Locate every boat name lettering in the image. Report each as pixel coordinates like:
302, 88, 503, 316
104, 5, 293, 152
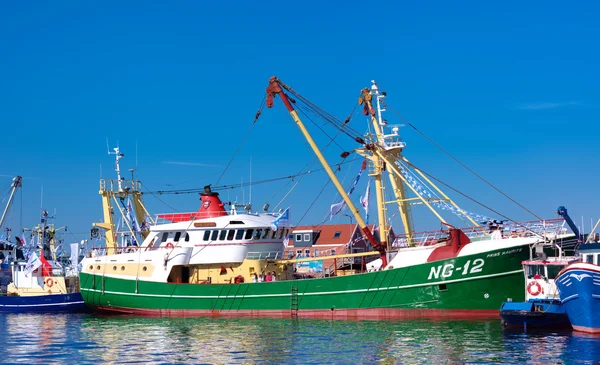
427, 259, 485, 280
500, 248, 522, 255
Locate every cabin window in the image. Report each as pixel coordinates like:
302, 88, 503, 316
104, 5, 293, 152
333, 231, 341, 239
174, 232, 182, 242
526, 265, 544, 279
303, 233, 311, 242
253, 229, 263, 240
211, 230, 219, 241
277, 229, 284, 239
262, 229, 270, 239
185, 233, 190, 242
295, 234, 302, 242
219, 230, 227, 240
270, 230, 277, 239
585, 255, 594, 264
244, 229, 254, 240
235, 229, 245, 240
227, 229, 235, 240
161, 233, 168, 243
546, 265, 564, 279
202, 231, 210, 241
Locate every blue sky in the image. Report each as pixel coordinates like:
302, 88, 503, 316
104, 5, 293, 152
1, 1, 598, 245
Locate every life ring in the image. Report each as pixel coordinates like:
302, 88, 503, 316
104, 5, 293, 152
166, 242, 174, 249
527, 281, 542, 296
45, 278, 54, 288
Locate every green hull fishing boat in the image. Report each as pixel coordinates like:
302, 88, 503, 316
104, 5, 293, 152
80, 78, 572, 318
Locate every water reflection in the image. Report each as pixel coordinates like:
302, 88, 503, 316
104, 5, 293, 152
0, 314, 598, 364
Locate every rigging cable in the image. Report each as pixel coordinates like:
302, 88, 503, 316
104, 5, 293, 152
215, 94, 266, 186
385, 103, 543, 221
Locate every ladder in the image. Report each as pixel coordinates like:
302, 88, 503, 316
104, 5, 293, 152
290, 286, 299, 318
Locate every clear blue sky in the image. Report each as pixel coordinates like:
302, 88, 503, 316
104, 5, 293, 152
1, 1, 598, 245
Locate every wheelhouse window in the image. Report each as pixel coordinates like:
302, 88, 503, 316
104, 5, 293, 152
211, 230, 219, 241
219, 230, 227, 240
235, 229, 245, 240
185, 233, 190, 242
586, 255, 594, 264
227, 229, 235, 240
244, 229, 254, 240
253, 229, 263, 240
546, 265, 564, 279
161, 233, 168, 243
174, 232, 182, 242
262, 229, 270, 239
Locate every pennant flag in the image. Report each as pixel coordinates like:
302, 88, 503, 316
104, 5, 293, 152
24, 252, 42, 277
271, 208, 290, 231
330, 166, 365, 220
283, 234, 290, 247
39, 251, 53, 276
70, 242, 79, 270
126, 198, 141, 232
360, 179, 371, 224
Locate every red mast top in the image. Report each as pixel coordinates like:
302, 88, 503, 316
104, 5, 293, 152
156, 186, 227, 223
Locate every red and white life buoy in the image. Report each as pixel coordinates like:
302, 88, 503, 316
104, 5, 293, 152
45, 278, 54, 288
166, 242, 174, 249
527, 280, 542, 296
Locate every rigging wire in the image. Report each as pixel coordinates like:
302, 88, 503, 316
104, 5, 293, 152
401, 159, 545, 237
215, 94, 266, 186
385, 103, 543, 221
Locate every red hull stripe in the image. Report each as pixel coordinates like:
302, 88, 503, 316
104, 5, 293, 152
91, 306, 500, 320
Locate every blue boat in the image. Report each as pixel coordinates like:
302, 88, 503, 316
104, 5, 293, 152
0, 176, 88, 313
556, 240, 600, 333
500, 208, 582, 329
500, 252, 577, 329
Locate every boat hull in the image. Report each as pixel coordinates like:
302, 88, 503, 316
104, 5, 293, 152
0, 293, 88, 313
81, 245, 530, 319
500, 300, 571, 329
556, 264, 600, 333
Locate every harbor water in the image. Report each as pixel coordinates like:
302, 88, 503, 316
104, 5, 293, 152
0, 314, 599, 364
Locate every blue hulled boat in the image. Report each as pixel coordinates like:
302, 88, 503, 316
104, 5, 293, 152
0, 176, 87, 313
556, 241, 600, 333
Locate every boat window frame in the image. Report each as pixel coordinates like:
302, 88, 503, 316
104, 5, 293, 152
235, 229, 245, 240
227, 229, 235, 241
174, 232, 182, 242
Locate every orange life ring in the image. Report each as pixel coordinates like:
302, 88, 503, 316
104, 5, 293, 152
166, 242, 174, 249
527, 280, 542, 296
45, 278, 54, 288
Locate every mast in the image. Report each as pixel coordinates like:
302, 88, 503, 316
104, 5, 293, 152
266, 77, 387, 265
0, 176, 22, 230
93, 147, 151, 255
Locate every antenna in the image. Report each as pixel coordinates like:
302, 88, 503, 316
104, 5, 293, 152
106, 137, 110, 154
136, 140, 138, 170
249, 156, 252, 205
108, 143, 125, 192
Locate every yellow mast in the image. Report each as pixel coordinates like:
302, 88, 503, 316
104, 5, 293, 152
266, 77, 387, 265
93, 148, 150, 255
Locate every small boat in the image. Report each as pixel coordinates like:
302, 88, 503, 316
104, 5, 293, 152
556, 225, 600, 333
500, 245, 578, 329
0, 176, 87, 313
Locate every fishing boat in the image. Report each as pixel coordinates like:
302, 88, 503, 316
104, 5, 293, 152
556, 223, 600, 333
79, 78, 574, 319
0, 176, 87, 313
500, 206, 583, 329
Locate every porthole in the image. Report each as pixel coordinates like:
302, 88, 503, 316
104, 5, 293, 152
121, 266, 126, 271
113, 266, 117, 271
96, 265, 101, 270
143, 266, 147, 271
89, 265, 93, 270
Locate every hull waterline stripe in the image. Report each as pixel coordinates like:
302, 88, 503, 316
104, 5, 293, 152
0, 301, 85, 308
81, 269, 523, 299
